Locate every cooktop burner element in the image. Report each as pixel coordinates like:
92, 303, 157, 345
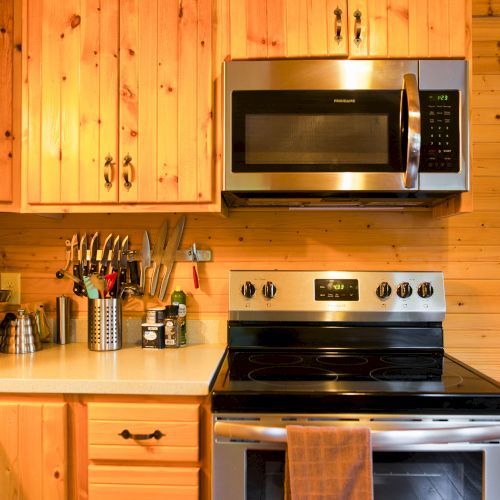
212, 271, 500, 414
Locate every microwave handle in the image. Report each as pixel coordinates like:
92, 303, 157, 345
403, 73, 421, 189
214, 421, 500, 450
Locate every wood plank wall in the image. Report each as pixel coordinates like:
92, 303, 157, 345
0, 0, 500, 379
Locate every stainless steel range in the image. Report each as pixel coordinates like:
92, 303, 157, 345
212, 271, 500, 500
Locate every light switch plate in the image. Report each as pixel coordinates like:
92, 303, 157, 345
0, 272, 21, 304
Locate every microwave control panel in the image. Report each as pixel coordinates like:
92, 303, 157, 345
419, 90, 460, 173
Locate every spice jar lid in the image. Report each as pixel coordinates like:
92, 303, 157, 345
165, 305, 179, 316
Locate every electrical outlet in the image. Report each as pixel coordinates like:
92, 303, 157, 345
1, 272, 21, 304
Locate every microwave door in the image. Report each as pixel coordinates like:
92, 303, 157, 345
403, 73, 421, 189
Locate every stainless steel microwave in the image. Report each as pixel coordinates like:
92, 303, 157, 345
222, 59, 469, 208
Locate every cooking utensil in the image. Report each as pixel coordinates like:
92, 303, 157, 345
140, 230, 151, 293
90, 274, 106, 299
55, 239, 72, 279
99, 233, 114, 276
70, 233, 84, 296
158, 215, 186, 301
83, 276, 99, 299
150, 220, 169, 297
109, 236, 120, 297
105, 272, 117, 298
192, 243, 199, 289
89, 232, 100, 274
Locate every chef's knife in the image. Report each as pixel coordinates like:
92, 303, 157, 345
158, 215, 186, 301
89, 232, 100, 274
149, 220, 169, 297
118, 235, 129, 296
140, 231, 151, 294
80, 233, 88, 278
109, 235, 120, 297
70, 233, 84, 296
99, 233, 114, 276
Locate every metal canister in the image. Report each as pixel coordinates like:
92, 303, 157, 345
142, 323, 165, 349
56, 295, 71, 344
145, 307, 167, 324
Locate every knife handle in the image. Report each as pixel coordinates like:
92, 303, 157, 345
99, 263, 108, 276
109, 269, 119, 297
73, 264, 83, 296
118, 267, 127, 297
129, 260, 140, 286
193, 264, 199, 289
89, 262, 98, 275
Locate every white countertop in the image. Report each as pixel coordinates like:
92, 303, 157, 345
0, 343, 227, 395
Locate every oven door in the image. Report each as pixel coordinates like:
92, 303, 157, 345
213, 414, 500, 500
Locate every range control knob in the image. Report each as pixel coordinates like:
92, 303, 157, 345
241, 281, 256, 298
262, 281, 277, 299
418, 282, 434, 298
376, 282, 392, 299
397, 282, 413, 299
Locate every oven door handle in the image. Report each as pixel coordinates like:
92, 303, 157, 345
214, 422, 500, 449
403, 73, 421, 190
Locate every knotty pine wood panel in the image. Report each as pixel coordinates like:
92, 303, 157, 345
0, 0, 14, 203
473, 0, 500, 16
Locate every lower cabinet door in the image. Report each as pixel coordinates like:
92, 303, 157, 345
88, 465, 199, 500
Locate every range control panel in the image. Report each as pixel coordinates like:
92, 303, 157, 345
229, 270, 446, 322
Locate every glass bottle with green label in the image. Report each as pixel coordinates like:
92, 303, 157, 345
171, 285, 186, 345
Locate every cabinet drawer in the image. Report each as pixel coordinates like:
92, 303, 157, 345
88, 403, 199, 462
88, 464, 199, 500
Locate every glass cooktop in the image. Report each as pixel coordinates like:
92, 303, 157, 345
211, 350, 500, 414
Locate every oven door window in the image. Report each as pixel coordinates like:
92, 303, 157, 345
245, 450, 482, 500
232, 90, 405, 173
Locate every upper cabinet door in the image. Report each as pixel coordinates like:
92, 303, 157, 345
0, 0, 14, 204
223, 0, 349, 59
348, 0, 470, 59
118, 0, 213, 204
24, 0, 119, 205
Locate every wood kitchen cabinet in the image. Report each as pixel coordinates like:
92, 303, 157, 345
86, 397, 210, 500
218, 0, 470, 59
22, 0, 215, 211
0, 398, 68, 499
0, 0, 20, 210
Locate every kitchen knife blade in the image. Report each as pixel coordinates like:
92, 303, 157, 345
89, 232, 100, 274
140, 230, 151, 293
158, 215, 186, 301
70, 233, 84, 296
118, 235, 129, 296
80, 233, 88, 278
99, 233, 114, 276
109, 235, 121, 297
149, 220, 169, 297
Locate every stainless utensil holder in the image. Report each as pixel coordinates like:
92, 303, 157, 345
88, 298, 122, 351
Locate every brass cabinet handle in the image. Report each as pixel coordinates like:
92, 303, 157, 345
353, 9, 362, 45
334, 7, 343, 42
118, 429, 165, 441
122, 155, 133, 189
104, 155, 114, 189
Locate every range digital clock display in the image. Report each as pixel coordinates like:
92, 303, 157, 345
314, 279, 359, 301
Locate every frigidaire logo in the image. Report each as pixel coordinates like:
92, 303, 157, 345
334, 98, 356, 103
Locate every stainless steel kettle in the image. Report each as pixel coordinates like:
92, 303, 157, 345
0, 309, 42, 354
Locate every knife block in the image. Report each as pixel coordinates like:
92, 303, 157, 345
88, 298, 122, 351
